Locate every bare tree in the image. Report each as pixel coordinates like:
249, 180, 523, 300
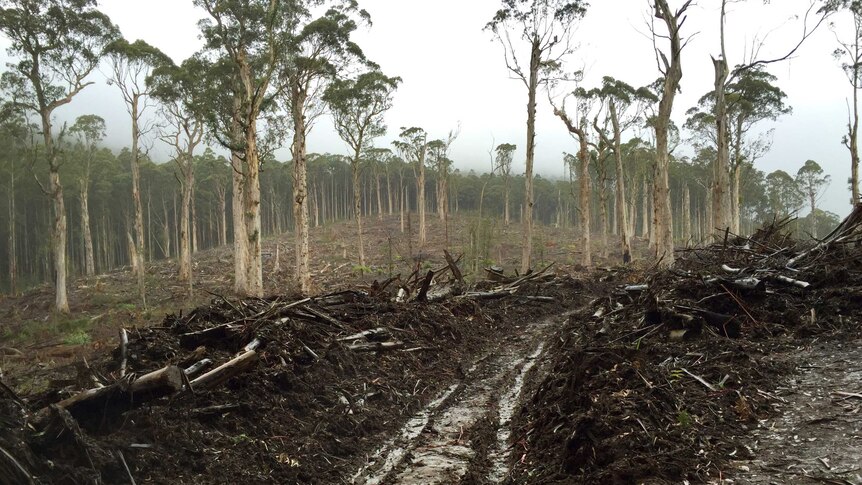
486, 0, 588, 273
69, 115, 106, 277
107, 39, 171, 306
832, 0, 862, 204
553, 91, 594, 267
495, 143, 517, 225
649, 0, 694, 267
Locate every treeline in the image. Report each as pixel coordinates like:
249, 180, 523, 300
0, 0, 853, 312
0, 133, 838, 295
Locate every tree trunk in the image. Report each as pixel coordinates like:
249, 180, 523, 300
217, 186, 227, 247
375, 172, 383, 221
682, 184, 692, 246
386, 169, 394, 215
521, 39, 540, 274
599, 179, 608, 259
8, 172, 16, 295
809, 187, 817, 238
191, 184, 198, 254
243, 122, 263, 297
653, 0, 686, 268
179, 158, 193, 282
162, 199, 171, 259
504, 176, 511, 226
731, 160, 742, 235
127, 231, 138, 274
352, 146, 365, 267
291, 93, 312, 294
130, 95, 147, 307
416, 147, 427, 246
641, 179, 650, 239
711, 1, 732, 237
851, 45, 860, 205
231, 145, 248, 294
399, 173, 405, 233
578, 136, 592, 267
610, 101, 632, 263
43, 121, 70, 312
80, 180, 95, 277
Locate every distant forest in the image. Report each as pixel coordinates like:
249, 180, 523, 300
0, 133, 838, 294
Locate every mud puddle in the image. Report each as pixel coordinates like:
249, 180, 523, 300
729, 340, 862, 484
351, 312, 567, 484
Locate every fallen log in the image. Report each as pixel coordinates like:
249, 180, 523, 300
426, 283, 456, 302
190, 350, 258, 389
770, 274, 810, 289
183, 358, 213, 377
458, 287, 517, 300
300, 305, 348, 331
35, 365, 185, 423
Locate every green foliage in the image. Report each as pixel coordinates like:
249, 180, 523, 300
676, 410, 693, 429
63, 329, 91, 346
352, 264, 372, 275
766, 170, 805, 216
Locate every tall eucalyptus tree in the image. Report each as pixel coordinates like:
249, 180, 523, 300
486, 0, 589, 273
0, 0, 119, 312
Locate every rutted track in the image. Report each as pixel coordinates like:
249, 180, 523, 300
350, 312, 569, 484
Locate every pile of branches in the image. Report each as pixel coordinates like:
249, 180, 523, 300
0, 252, 569, 484
510, 207, 862, 483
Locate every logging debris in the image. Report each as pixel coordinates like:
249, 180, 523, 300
0, 254, 580, 484
510, 207, 862, 484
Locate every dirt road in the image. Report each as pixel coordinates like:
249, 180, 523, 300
350, 311, 569, 484
731, 339, 862, 484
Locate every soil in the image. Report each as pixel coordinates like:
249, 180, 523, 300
505, 214, 862, 484
2, 211, 862, 484
731, 340, 862, 484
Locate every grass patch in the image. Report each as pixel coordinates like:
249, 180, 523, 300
5, 316, 92, 345
63, 329, 92, 346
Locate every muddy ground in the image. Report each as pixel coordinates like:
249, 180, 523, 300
507, 214, 862, 484
2, 212, 862, 484
0, 262, 588, 484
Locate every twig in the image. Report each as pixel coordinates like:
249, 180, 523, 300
719, 283, 760, 326
681, 368, 717, 392
117, 450, 137, 485
298, 339, 319, 361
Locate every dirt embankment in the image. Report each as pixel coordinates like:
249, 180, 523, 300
509, 210, 862, 484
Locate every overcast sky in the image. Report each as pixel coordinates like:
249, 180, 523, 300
3, 0, 856, 217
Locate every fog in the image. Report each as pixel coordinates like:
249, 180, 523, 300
3, 0, 855, 217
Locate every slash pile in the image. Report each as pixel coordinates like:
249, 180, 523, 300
0, 260, 581, 484
510, 207, 862, 484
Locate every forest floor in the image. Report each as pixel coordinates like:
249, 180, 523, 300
1, 211, 861, 484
